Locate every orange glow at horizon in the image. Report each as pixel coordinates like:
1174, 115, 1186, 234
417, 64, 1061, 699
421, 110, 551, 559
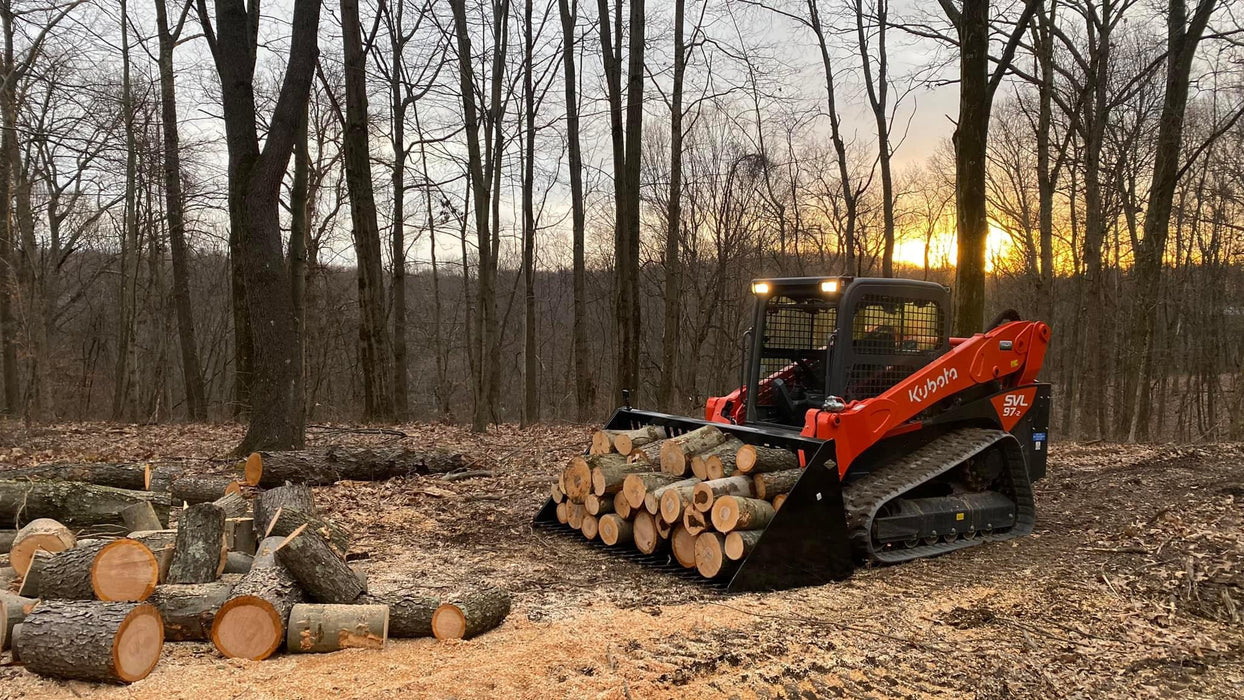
892, 225, 1014, 272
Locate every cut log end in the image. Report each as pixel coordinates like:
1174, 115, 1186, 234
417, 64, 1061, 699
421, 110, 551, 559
695, 533, 729, 579
671, 526, 697, 569
598, 514, 633, 547
211, 595, 284, 661
92, 539, 160, 602
431, 587, 511, 640
725, 530, 763, 560
632, 512, 662, 555
580, 514, 599, 540
112, 604, 165, 682
710, 496, 776, 533
244, 453, 264, 487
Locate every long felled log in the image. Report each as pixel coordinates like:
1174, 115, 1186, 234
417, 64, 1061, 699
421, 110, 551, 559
263, 506, 350, 557
148, 581, 234, 641
2, 462, 149, 490
16, 601, 164, 683
612, 426, 667, 455
275, 524, 364, 604
211, 536, 307, 660
170, 475, 236, 505
249, 446, 466, 488
692, 476, 755, 513
711, 496, 777, 533
169, 502, 226, 584
0, 480, 169, 527
1, 591, 37, 651
431, 586, 511, 640
361, 584, 438, 638
753, 468, 803, 500
287, 603, 388, 652
621, 472, 682, 510
145, 464, 183, 494
41, 538, 158, 601
725, 530, 763, 560
598, 514, 633, 546
10, 518, 76, 575
736, 445, 800, 474
254, 483, 315, 534
660, 426, 727, 476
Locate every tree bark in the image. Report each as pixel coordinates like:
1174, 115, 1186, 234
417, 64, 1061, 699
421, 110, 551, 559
149, 581, 234, 641
658, 0, 686, 411
253, 483, 315, 534
0, 480, 169, 527
559, 0, 592, 423
660, 426, 727, 475
250, 446, 465, 487
264, 506, 350, 557
691, 476, 754, 513
170, 475, 236, 505
275, 524, 364, 603
120, 501, 163, 532
431, 586, 510, 640
168, 502, 226, 584
16, 601, 164, 683
752, 469, 802, 500
0, 591, 36, 651
41, 538, 158, 602
361, 584, 438, 638
736, 445, 799, 474
710, 496, 776, 532
286, 603, 387, 652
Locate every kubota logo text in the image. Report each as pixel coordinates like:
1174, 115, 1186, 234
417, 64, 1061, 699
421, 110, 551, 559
907, 367, 959, 404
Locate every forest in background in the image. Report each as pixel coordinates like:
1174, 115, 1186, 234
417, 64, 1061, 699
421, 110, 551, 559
0, 0, 1240, 447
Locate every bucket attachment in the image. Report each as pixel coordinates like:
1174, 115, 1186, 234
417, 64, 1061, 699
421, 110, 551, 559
533, 408, 856, 592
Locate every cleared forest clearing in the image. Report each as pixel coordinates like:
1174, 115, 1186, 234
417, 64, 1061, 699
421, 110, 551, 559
0, 423, 1241, 699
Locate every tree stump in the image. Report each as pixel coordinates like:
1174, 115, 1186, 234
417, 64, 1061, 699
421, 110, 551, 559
736, 445, 800, 474
286, 603, 388, 652
168, 502, 226, 584
597, 514, 633, 546
0, 591, 38, 651
710, 496, 776, 533
431, 586, 511, 640
211, 536, 306, 660
753, 468, 803, 500
16, 601, 164, 683
692, 476, 755, 513
120, 502, 163, 533
274, 524, 364, 603
41, 538, 158, 601
10, 518, 76, 575
361, 586, 438, 638
263, 506, 350, 556
148, 581, 234, 641
253, 483, 315, 534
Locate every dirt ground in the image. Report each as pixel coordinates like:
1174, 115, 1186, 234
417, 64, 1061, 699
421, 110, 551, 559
1, 422, 1242, 699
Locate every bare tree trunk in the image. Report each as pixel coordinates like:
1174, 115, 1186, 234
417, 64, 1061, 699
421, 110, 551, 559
658, 0, 685, 413
387, 0, 409, 421
340, 0, 394, 421
808, 0, 858, 275
0, 2, 16, 414
112, 0, 139, 422
155, 0, 208, 421
559, 0, 591, 422
620, 0, 644, 403
855, 0, 895, 277
521, 0, 539, 425
289, 104, 310, 426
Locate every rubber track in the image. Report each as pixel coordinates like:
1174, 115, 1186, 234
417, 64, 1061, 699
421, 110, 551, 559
842, 427, 1035, 563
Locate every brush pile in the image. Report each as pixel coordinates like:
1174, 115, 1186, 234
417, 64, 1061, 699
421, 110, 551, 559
551, 425, 803, 580
0, 446, 507, 685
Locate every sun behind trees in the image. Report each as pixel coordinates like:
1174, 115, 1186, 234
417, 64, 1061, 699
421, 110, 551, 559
0, 0, 1230, 442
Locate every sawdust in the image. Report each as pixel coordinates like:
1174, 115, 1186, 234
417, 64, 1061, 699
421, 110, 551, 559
2, 424, 1243, 698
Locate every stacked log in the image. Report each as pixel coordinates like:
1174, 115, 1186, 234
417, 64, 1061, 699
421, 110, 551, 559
546, 432, 804, 580
39, 538, 159, 601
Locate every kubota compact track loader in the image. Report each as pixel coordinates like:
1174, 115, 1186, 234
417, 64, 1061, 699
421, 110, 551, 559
535, 276, 1051, 591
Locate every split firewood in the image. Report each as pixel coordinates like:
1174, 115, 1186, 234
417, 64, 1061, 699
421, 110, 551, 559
170, 475, 237, 505
692, 476, 755, 513
431, 586, 511, 640
224, 552, 254, 575
286, 603, 388, 653
41, 538, 158, 601
621, 472, 683, 510
584, 493, 615, 516
18, 550, 53, 597
248, 446, 466, 487
168, 502, 226, 584
0, 591, 37, 651
694, 533, 733, 579
0, 528, 15, 554
614, 494, 633, 520
263, 506, 350, 557
660, 426, 728, 475
682, 507, 710, 537
253, 483, 315, 534
120, 502, 163, 533
361, 584, 438, 638
690, 439, 744, 480
612, 426, 667, 455
0, 480, 168, 527
225, 517, 258, 555
212, 491, 250, 519
148, 581, 234, 641
725, 530, 764, 560
736, 445, 800, 474
659, 484, 699, 525
753, 468, 803, 500
590, 458, 651, 497
10, 518, 76, 575
580, 513, 599, 540
211, 536, 307, 660
711, 496, 777, 533
632, 512, 665, 555
16, 601, 164, 683
275, 524, 365, 604
598, 514, 633, 546
671, 526, 697, 569
2, 462, 150, 490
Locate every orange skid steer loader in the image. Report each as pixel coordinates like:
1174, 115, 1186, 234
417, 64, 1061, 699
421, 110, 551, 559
535, 276, 1051, 591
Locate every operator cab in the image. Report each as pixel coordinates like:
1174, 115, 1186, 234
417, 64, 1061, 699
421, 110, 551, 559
744, 277, 951, 427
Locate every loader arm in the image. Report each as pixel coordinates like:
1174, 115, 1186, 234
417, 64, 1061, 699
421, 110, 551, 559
803, 320, 1051, 477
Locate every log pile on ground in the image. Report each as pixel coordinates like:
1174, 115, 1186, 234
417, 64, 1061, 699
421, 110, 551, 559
550, 428, 804, 580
